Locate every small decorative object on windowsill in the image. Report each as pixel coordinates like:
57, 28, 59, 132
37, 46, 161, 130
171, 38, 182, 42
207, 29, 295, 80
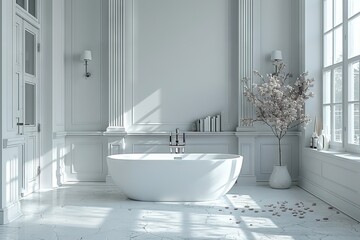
242, 61, 314, 189
310, 116, 319, 149
317, 130, 329, 151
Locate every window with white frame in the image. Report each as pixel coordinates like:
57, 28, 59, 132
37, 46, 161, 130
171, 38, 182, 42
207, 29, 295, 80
16, 0, 38, 19
323, 0, 360, 150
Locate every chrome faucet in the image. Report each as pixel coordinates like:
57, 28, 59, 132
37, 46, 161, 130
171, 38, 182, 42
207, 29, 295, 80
169, 128, 186, 153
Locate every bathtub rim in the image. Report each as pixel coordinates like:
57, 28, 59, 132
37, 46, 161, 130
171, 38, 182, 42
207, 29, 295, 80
107, 153, 243, 161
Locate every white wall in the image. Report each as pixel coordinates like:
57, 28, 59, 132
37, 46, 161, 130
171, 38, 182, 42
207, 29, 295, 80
298, 0, 360, 222
64, 0, 108, 131
124, 0, 238, 132
254, 0, 300, 79
40, 0, 66, 190
61, 0, 301, 184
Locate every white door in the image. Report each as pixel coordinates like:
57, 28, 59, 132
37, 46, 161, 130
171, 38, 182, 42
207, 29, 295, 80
14, 15, 40, 196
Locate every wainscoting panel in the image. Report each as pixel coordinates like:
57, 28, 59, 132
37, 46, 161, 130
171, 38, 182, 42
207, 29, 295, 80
63, 133, 300, 184
255, 135, 299, 182
1, 137, 24, 224
53, 137, 66, 186
125, 134, 238, 155
109, 139, 125, 156
64, 137, 107, 181
259, 144, 292, 174
108, 134, 237, 155
300, 149, 360, 221
238, 142, 253, 176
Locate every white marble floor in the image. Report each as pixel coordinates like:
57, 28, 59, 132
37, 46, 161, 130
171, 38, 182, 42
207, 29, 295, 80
0, 183, 359, 240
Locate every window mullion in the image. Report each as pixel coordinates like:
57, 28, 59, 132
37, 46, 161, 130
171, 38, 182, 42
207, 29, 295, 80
331, 69, 334, 142
343, 0, 349, 148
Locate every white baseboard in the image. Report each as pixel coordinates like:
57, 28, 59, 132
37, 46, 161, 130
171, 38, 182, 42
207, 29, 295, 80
106, 175, 115, 185
0, 201, 22, 225
299, 176, 360, 222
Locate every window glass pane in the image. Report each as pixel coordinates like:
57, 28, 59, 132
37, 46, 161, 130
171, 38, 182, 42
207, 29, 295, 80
323, 105, 331, 140
323, 71, 331, 103
25, 83, 36, 126
16, 0, 25, 9
28, 0, 37, 18
324, 32, 333, 67
333, 67, 342, 103
348, 16, 360, 59
324, 0, 333, 32
334, 0, 343, 26
25, 30, 35, 75
334, 104, 343, 142
349, 0, 360, 18
334, 26, 343, 63
348, 103, 360, 145
349, 61, 360, 101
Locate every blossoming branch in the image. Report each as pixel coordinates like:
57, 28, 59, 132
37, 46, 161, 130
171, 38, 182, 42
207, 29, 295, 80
242, 62, 314, 166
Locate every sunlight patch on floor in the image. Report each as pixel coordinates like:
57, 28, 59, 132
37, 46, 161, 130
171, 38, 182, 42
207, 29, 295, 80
38, 206, 112, 228
252, 232, 295, 240
242, 216, 278, 229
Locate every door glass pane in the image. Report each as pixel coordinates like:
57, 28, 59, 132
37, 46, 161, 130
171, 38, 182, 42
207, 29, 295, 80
333, 67, 342, 103
334, 0, 343, 26
348, 16, 360, 59
25, 83, 35, 126
324, 32, 333, 67
25, 30, 35, 75
349, 0, 360, 18
349, 61, 360, 101
334, 104, 342, 142
28, 0, 37, 18
323, 71, 331, 103
348, 103, 360, 145
16, 0, 25, 9
324, 0, 333, 32
334, 26, 343, 64
15, 23, 20, 65
323, 105, 331, 140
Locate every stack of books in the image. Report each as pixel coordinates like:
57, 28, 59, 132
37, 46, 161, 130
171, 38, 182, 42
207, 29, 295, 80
195, 115, 221, 132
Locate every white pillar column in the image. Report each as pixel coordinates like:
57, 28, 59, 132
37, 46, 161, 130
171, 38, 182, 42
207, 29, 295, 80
107, 0, 125, 132
237, 0, 254, 131
236, 0, 256, 184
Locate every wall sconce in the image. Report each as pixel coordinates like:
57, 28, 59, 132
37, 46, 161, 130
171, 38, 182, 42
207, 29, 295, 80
271, 50, 282, 75
81, 50, 92, 78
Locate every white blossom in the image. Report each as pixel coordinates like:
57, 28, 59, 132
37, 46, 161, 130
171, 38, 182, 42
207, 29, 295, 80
242, 62, 314, 166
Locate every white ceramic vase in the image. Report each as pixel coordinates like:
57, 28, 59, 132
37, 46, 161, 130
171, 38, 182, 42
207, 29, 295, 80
269, 165, 292, 189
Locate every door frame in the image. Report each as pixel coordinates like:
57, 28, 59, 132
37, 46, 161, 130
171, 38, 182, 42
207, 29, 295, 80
14, 1, 42, 197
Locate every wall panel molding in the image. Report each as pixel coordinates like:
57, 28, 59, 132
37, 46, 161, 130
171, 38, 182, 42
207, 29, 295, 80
64, 137, 108, 181
65, 0, 108, 131
300, 149, 360, 221
107, 0, 125, 132
122, 0, 238, 132
237, 0, 254, 130
255, 135, 299, 182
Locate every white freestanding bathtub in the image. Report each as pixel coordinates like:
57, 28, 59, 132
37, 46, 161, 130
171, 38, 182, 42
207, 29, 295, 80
107, 153, 243, 201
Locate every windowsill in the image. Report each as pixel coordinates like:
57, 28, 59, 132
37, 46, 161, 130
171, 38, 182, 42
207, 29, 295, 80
305, 147, 360, 164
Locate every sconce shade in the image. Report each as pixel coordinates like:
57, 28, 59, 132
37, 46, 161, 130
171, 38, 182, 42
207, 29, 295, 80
271, 50, 282, 61
81, 50, 92, 61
